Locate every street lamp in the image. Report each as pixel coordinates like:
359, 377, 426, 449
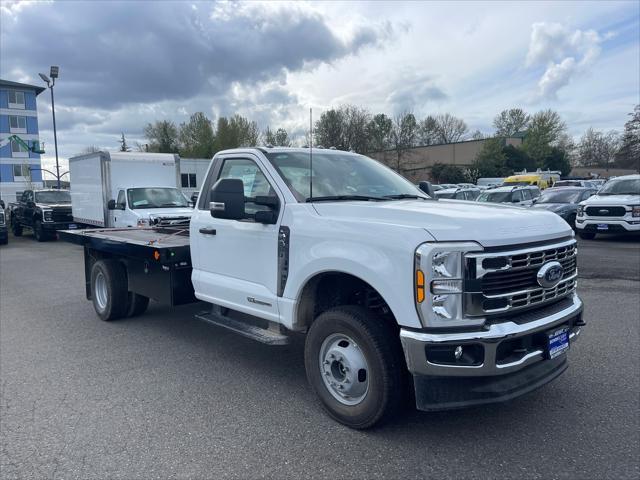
38, 66, 61, 189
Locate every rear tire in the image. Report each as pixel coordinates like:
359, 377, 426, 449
126, 292, 149, 317
90, 260, 128, 321
304, 305, 407, 429
11, 217, 22, 236
579, 231, 596, 240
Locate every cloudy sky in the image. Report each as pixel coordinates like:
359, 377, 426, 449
1, 0, 638, 178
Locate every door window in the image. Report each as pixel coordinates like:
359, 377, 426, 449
116, 190, 126, 208
521, 189, 532, 201
512, 190, 524, 202
217, 158, 277, 218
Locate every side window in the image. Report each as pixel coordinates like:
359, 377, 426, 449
513, 191, 524, 202
455, 191, 465, 199
116, 190, 126, 208
522, 189, 532, 201
217, 158, 277, 218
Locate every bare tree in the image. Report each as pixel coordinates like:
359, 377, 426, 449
418, 115, 439, 145
616, 104, 640, 169
434, 113, 468, 143
391, 112, 418, 171
493, 108, 530, 137
341, 105, 371, 153
578, 128, 620, 167
366, 113, 393, 152
470, 130, 486, 140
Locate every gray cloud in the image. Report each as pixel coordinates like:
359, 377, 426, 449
386, 75, 447, 114
1, 1, 387, 110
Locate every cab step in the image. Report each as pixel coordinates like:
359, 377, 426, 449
195, 310, 290, 345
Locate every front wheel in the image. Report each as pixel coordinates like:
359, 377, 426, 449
579, 231, 596, 240
304, 306, 407, 429
34, 220, 47, 242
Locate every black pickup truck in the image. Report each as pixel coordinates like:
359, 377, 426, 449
8, 189, 76, 241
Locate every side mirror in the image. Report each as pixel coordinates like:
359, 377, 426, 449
107, 199, 116, 210
418, 181, 436, 198
532, 198, 538, 204
254, 210, 278, 224
210, 178, 245, 220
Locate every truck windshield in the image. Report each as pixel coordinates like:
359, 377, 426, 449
536, 190, 582, 204
264, 151, 425, 201
597, 178, 640, 196
127, 188, 189, 209
477, 191, 512, 203
35, 191, 71, 203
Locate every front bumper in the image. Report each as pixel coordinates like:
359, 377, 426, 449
400, 294, 584, 410
41, 221, 78, 232
576, 218, 640, 233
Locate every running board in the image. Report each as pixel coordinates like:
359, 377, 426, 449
195, 311, 290, 345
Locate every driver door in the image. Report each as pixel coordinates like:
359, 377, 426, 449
190, 154, 283, 322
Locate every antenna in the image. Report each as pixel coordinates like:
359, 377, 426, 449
309, 107, 313, 200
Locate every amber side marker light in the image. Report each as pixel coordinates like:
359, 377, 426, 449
153, 250, 160, 261
416, 269, 425, 303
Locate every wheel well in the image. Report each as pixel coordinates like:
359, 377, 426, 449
295, 272, 395, 331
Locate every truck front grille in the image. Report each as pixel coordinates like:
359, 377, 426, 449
585, 206, 626, 217
465, 239, 577, 317
52, 209, 73, 223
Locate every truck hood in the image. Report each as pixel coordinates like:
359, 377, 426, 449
312, 199, 572, 247
580, 194, 640, 206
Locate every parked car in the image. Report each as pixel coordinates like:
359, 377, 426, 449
60, 146, 585, 429
434, 187, 481, 200
435, 183, 458, 190
8, 189, 74, 241
530, 187, 597, 229
476, 185, 541, 206
476, 177, 504, 188
0, 207, 7, 245
551, 180, 595, 188
576, 174, 640, 239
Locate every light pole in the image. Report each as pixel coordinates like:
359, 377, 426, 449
39, 66, 60, 189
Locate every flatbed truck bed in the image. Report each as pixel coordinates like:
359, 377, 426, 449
59, 227, 196, 306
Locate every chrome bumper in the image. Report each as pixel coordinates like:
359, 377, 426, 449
400, 294, 583, 377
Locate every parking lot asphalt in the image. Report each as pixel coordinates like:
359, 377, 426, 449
1, 232, 639, 479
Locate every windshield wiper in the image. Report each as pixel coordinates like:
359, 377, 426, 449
383, 194, 428, 200
306, 195, 386, 202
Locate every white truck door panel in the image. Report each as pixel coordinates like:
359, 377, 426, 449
191, 155, 282, 322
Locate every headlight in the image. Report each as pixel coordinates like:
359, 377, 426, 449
414, 242, 484, 328
577, 205, 585, 216
43, 210, 53, 222
632, 206, 640, 218
137, 218, 149, 227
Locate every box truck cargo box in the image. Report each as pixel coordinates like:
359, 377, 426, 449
69, 151, 192, 228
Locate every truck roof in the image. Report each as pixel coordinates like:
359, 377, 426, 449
216, 147, 355, 156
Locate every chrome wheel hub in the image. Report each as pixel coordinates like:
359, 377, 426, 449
319, 333, 369, 405
94, 271, 108, 311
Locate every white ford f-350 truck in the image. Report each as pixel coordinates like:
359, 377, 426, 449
61, 147, 585, 428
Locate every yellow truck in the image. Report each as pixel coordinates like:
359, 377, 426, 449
503, 173, 551, 189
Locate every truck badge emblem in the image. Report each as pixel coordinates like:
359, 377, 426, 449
537, 261, 564, 289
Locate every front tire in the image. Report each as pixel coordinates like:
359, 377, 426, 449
304, 306, 407, 429
90, 260, 128, 321
579, 231, 596, 240
34, 220, 47, 242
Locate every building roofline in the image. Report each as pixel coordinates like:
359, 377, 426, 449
0, 79, 46, 95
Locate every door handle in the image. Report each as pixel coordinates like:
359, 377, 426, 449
199, 227, 217, 235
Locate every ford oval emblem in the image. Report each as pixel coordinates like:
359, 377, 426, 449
537, 261, 564, 289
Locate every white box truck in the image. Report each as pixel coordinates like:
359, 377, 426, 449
69, 151, 193, 228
